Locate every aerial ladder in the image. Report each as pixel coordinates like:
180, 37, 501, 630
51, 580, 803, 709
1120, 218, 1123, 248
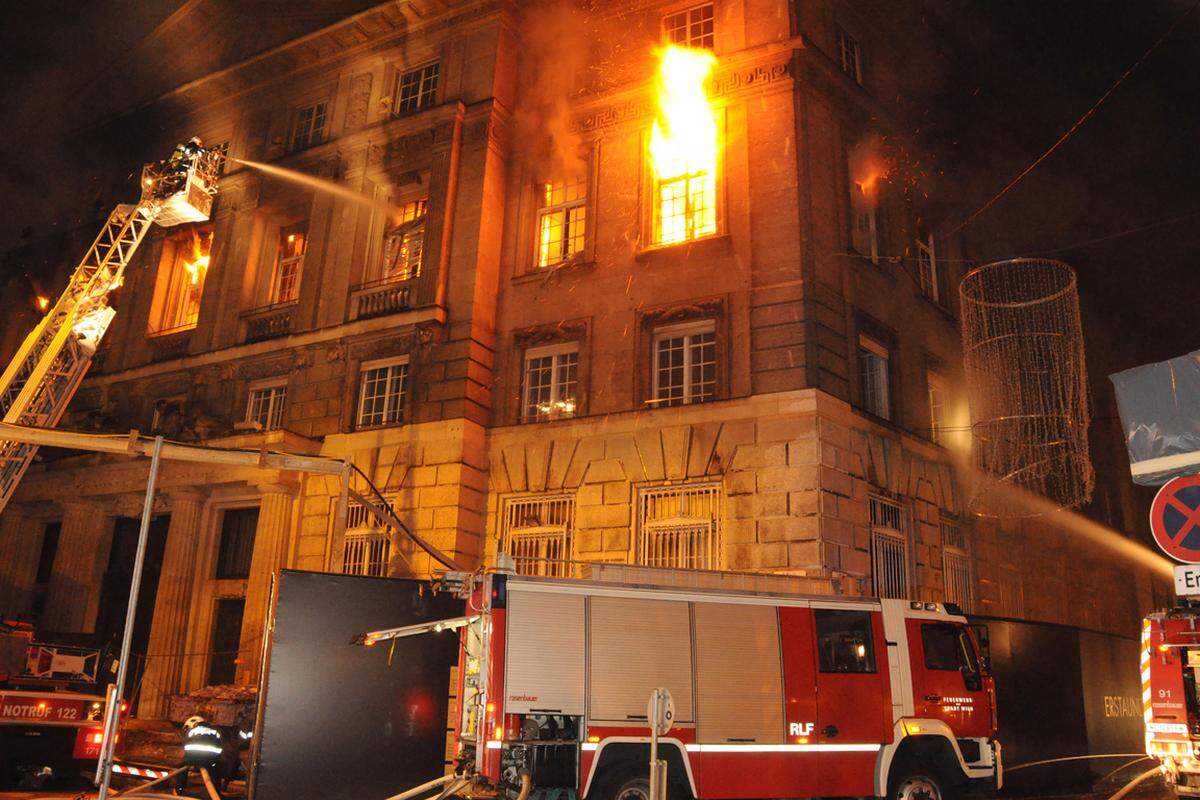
0, 141, 223, 514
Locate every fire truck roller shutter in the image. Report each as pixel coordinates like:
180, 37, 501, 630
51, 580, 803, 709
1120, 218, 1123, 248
588, 596, 695, 724
694, 602, 785, 743
506, 587, 586, 715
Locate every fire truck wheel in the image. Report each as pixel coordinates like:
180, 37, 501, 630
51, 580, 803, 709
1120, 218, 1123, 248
610, 776, 651, 800
888, 764, 951, 800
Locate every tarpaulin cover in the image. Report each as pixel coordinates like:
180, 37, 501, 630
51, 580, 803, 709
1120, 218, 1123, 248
1110, 349, 1200, 485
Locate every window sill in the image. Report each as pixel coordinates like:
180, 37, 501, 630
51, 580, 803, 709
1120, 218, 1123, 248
635, 233, 732, 263
512, 258, 595, 285
354, 421, 406, 433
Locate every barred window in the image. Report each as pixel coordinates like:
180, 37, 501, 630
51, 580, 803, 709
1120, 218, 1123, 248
291, 101, 327, 151
869, 496, 909, 599
341, 498, 393, 577
998, 564, 1024, 617
927, 371, 947, 443
523, 342, 579, 422
663, 3, 714, 49
836, 25, 862, 85
653, 321, 716, 407
272, 222, 307, 304
637, 482, 721, 570
246, 380, 287, 431
941, 520, 974, 613
394, 62, 439, 115
858, 334, 891, 420
501, 494, 575, 576
357, 356, 409, 429
537, 178, 587, 268
382, 199, 428, 281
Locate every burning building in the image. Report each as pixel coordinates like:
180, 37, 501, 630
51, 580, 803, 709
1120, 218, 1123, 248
0, 0, 1168, 729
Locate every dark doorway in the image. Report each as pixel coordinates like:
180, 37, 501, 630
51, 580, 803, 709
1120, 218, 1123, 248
207, 597, 245, 686
94, 515, 170, 700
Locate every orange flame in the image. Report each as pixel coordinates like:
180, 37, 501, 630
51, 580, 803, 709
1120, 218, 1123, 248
650, 46, 718, 244
35, 295, 50, 312
184, 230, 212, 285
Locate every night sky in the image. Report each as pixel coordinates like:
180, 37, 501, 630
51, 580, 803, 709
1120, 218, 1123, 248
0, 0, 1195, 509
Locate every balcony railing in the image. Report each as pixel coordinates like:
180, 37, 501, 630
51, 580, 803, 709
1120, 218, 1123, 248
241, 302, 296, 343
349, 278, 412, 321
148, 328, 192, 362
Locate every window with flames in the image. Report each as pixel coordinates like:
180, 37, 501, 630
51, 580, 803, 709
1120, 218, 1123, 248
272, 222, 308, 304
381, 198, 427, 282
537, 178, 587, 268
149, 226, 212, 335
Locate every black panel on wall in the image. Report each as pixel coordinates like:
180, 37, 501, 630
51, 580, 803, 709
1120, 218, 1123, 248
251, 570, 464, 800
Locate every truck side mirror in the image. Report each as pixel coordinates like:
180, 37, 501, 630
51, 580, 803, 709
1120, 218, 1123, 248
961, 665, 983, 692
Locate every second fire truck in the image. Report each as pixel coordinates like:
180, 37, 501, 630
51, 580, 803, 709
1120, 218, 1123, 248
369, 568, 1001, 800
1143, 607, 1200, 796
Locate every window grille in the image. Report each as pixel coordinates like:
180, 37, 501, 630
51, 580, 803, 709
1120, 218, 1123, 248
272, 223, 307, 303
637, 483, 721, 570
341, 498, 393, 577
653, 321, 717, 407
501, 494, 575, 576
395, 63, 439, 115
291, 101, 327, 151
869, 496, 908, 599
382, 199, 427, 281
246, 381, 287, 431
537, 178, 587, 268
523, 342, 579, 422
357, 357, 409, 429
917, 232, 939, 303
927, 371, 947, 443
663, 3, 714, 49
941, 520, 974, 613
858, 334, 891, 420
836, 26, 862, 85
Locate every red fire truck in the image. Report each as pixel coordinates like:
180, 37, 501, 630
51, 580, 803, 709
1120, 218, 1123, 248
430, 570, 1001, 800
1, 620, 110, 785
1143, 608, 1200, 795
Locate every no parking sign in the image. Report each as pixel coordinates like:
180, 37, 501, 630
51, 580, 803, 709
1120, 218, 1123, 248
1151, 474, 1200, 564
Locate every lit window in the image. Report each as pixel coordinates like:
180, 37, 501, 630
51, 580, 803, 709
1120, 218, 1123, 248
850, 178, 879, 263
394, 63, 439, 115
869, 496, 908, 599
522, 342, 579, 422
836, 26, 862, 85
357, 356, 409, 428
655, 165, 717, 246
501, 494, 575, 576
272, 222, 307, 304
382, 199, 428, 281
637, 482, 721, 570
291, 101, 328, 151
149, 227, 212, 334
342, 499, 394, 577
927, 371, 947, 443
246, 380, 287, 431
917, 231, 939, 303
536, 178, 587, 268
663, 3, 714, 50
858, 333, 891, 420
653, 321, 716, 407
815, 610, 876, 673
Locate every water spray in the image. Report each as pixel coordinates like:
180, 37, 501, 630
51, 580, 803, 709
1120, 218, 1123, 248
229, 157, 401, 221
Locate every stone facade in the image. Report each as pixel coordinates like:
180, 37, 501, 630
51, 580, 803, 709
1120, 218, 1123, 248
0, 0, 1168, 718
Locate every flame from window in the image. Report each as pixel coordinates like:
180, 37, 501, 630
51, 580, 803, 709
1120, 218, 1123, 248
650, 46, 717, 181
184, 229, 212, 285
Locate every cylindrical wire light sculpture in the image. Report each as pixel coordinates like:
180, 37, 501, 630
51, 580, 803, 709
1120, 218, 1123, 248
960, 259, 1094, 516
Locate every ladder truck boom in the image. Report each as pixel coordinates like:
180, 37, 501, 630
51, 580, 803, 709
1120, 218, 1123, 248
0, 140, 222, 513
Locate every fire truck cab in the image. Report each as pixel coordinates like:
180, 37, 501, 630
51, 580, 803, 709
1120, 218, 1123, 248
453, 571, 1000, 800
1144, 608, 1200, 795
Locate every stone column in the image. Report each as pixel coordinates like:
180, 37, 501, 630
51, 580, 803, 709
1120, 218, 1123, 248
137, 490, 207, 719
42, 501, 112, 633
0, 505, 40, 617
237, 482, 297, 684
